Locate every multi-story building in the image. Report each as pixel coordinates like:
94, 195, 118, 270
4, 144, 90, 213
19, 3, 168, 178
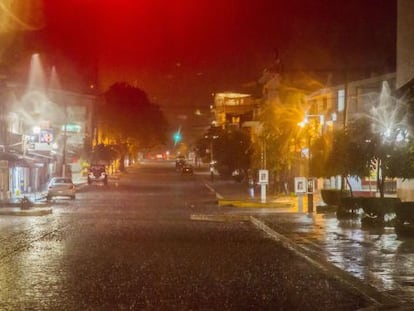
306, 72, 396, 130
0, 83, 94, 199
396, 0, 414, 200
305, 72, 397, 192
211, 92, 260, 129
397, 0, 414, 90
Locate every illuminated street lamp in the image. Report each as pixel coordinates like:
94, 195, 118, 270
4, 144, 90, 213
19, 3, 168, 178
204, 133, 218, 182
298, 114, 325, 213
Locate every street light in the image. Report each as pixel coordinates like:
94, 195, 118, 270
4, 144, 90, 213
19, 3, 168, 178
205, 133, 218, 182
298, 114, 325, 213
62, 104, 68, 177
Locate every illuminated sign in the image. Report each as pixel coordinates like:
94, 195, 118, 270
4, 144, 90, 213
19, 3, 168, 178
258, 169, 269, 184
39, 130, 53, 143
61, 124, 81, 133
295, 177, 307, 194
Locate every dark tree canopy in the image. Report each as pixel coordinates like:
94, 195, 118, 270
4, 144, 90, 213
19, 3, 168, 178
196, 126, 252, 177
92, 82, 168, 169
214, 128, 252, 177
100, 82, 168, 148
90, 143, 119, 164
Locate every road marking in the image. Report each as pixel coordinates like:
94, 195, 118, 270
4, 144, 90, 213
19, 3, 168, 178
204, 183, 223, 199
190, 214, 250, 222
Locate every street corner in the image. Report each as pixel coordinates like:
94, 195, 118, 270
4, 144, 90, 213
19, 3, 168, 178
0, 206, 53, 216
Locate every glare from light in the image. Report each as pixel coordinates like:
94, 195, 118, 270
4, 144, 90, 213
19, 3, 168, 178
368, 81, 409, 144
28, 53, 46, 90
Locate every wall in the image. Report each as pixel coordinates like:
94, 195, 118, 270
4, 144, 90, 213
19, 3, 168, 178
397, 0, 414, 88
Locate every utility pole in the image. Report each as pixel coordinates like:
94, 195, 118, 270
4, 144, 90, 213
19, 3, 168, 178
62, 104, 67, 177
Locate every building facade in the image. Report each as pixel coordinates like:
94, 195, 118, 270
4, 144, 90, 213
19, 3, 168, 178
0, 83, 94, 199
212, 92, 260, 129
397, 0, 414, 89
305, 73, 397, 193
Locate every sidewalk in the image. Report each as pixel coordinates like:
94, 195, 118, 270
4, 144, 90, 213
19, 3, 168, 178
202, 174, 414, 306
204, 176, 323, 213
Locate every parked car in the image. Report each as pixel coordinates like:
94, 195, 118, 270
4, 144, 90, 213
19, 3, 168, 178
88, 164, 108, 185
47, 177, 76, 200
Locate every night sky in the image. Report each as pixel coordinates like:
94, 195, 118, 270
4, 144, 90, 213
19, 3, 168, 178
34, 0, 397, 137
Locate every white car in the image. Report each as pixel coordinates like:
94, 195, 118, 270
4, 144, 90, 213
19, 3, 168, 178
47, 177, 76, 200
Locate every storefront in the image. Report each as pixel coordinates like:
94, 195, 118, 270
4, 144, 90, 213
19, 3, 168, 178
0, 152, 35, 198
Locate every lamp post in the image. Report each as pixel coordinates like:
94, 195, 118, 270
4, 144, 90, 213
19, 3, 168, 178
62, 104, 68, 177
210, 139, 214, 165
62, 123, 67, 177
206, 134, 218, 182
298, 114, 324, 213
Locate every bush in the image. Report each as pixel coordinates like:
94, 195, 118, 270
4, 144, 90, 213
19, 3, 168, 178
395, 202, 414, 224
360, 197, 401, 217
337, 197, 363, 219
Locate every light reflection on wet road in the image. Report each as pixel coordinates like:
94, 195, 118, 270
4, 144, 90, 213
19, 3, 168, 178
0, 162, 380, 310
257, 212, 414, 303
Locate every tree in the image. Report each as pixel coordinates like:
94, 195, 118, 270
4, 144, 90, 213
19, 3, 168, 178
324, 117, 414, 197
254, 90, 306, 192
196, 126, 252, 179
96, 82, 169, 170
214, 128, 252, 178
90, 143, 119, 164
195, 126, 224, 164
323, 119, 375, 195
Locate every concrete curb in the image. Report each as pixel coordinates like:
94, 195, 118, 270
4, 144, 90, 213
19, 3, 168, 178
190, 214, 250, 222
249, 216, 399, 307
218, 199, 293, 209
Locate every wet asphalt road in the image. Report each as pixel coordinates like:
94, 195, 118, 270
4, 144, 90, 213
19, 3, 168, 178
0, 161, 383, 310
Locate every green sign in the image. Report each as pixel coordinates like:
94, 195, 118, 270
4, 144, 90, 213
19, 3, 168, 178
62, 124, 81, 133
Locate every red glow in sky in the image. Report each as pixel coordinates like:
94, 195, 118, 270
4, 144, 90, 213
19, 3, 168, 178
40, 0, 396, 124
